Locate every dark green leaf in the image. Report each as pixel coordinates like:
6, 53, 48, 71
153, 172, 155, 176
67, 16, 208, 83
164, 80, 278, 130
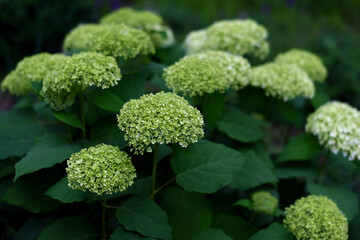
0, 109, 36, 129
217, 107, 267, 142
110, 226, 156, 240
311, 89, 330, 109
87, 89, 124, 112
233, 199, 252, 210
160, 186, 212, 240
248, 223, 295, 240
90, 118, 127, 149
0, 123, 44, 159
349, 213, 360, 240
116, 197, 172, 240
53, 112, 84, 130
200, 93, 226, 126
229, 150, 277, 191
171, 140, 245, 193
14, 217, 53, 240
193, 229, 233, 240
0, 161, 14, 179
37, 216, 95, 240
277, 101, 304, 126
274, 166, 317, 180
308, 182, 359, 221
113, 72, 147, 102
15, 136, 81, 180
31, 81, 43, 95
277, 134, 322, 163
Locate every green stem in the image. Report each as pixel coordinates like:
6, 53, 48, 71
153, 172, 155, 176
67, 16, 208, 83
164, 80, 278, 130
102, 194, 107, 240
79, 92, 86, 140
151, 143, 159, 200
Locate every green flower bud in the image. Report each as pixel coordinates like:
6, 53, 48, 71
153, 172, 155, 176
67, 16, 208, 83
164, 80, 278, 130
41, 52, 121, 111
63, 24, 155, 59
251, 191, 278, 215
184, 19, 269, 59
1, 53, 68, 96
117, 92, 204, 154
275, 49, 327, 83
66, 144, 136, 195
248, 63, 315, 101
163, 51, 250, 97
306, 101, 360, 161
284, 195, 348, 240
99, 7, 174, 48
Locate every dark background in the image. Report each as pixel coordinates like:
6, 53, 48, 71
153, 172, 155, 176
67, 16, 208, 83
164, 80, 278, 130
1, 0, 359, 107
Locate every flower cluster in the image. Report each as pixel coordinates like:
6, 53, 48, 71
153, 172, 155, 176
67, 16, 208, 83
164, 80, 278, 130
117, 92, 204, 154
1, 53, 67, 96
66, 144, 136, 195
284, 195, 348, 240
41, 52, 121, 111
248, 63, 315, 101
63, 24, 155, 59
306, 101, 360, 161
100, 7, 174, 48
251, 191, 278, 215
275, 49, 327, 83
184, 19, 269, 59
163, 51, 250, 97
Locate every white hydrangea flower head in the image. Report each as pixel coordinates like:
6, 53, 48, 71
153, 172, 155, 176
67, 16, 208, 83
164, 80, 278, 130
100, 7, 174, 48
41, 52, 121, 111
184, 19, 269, 59
275, 48, 327, 83
248, 62, 315, 101
306, 101, 360, 161
284, 195, 348, 240
117, 92, 204, 154
63, 24, 155, 59
163, 51, 251, 97
1, 53, 68, 96
251, 191, 278, 215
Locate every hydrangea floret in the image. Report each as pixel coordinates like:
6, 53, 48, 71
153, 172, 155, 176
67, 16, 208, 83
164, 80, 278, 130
184, 19, 269, 59
306, 101, 360, 161
163, 51, 251, 97
251, 191, 278, 215
1, 53, 68, 96
66, 144, 136, 195
117, 92, 204, 154
284, 195, 348, 240
100, 7, 174, 48
248, 63, 315, 101
41, 52, 121, 111
275, 48, 327, 82
63, 24, 155, 59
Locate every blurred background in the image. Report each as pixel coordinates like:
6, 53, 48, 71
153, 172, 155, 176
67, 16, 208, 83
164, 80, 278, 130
1, 0, 359, 108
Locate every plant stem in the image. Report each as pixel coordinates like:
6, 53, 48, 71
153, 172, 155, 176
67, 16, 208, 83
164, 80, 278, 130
102, 194, 107, 240
79, 92, 86, 140
153, 175, 177, 196
151, 143, 159, 200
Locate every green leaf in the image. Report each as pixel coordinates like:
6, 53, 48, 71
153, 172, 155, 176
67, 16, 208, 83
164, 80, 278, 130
217, 107, 267, 142
311, 89, 330, 109
200, 93, 226, 126
0, 161, 14, 179
0, 123, 44, 159
171, 140, 245, 193
308, 182, 359, 221
277, 101, 304, 126
233, 199, 252, 210
53, 112, 84, 130
229, 150, 277, 191
87, 89, 124, 112
274, 166, 317, 180
277, 134, 322, 163
248, 223, 295, 240
349, 213, 360, 240
193, 229, 233, 240
113, 71, 147, 102
15, 136, 81, 180
2, 170, 62, 213
37, 216, 95, 240
160, 186, 212, 240
14, 217, 53, 240
0, 109, 36, 129
116, 197, 172, 240
110, 226, 156, 240
90, 118, 127, 149
31, 81, 43, 95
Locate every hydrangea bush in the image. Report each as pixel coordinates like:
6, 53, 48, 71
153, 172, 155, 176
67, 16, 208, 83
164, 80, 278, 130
0, 6, 358, 240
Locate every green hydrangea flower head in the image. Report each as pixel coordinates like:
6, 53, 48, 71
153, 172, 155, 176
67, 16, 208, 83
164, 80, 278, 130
251, 191, 278, 215
284, 195, 348, 240
66, 143, 136, 195
275, 49, 327, 83
1, 53, 68, 96
41, 52, 121, 111
163, 51, 250, 97
184, 19, 270, 59
306, 101, 360, 161
248, 63, 315, 101
63, 24, 155, 59
100, 7, 174, 48
117, 92, 204, 154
